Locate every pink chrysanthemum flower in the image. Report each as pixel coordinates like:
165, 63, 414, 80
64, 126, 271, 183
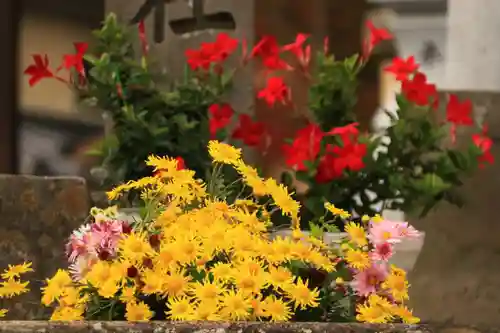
66, 219, 129, 263
394, 221, 421, 238
351, 262, 389, 296
368, 219, 420, 245
370, 242, 393, 261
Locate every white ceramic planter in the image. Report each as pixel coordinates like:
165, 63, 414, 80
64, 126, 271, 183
117, 208, 142, 224
270, 230, 425, 273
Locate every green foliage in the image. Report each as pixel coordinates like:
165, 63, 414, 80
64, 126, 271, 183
309, 53, 359, 131
287, 49, 484, 222
79, 14, 228, 200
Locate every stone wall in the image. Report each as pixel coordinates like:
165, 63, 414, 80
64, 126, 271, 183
0, 175, 90, 319
0, 321, 494, 333
409, 92, 500, 325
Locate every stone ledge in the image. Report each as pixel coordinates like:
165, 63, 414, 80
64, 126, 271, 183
0, 322, 495, 333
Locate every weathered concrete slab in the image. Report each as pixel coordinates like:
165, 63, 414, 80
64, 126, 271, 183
0, 175, 90, 319
0, 321, 496, 333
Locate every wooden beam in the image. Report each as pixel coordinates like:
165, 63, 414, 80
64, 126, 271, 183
0, 0, 19, 173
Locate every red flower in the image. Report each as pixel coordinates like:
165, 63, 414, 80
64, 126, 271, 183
138, 20, 149, 56
315, 136, 367, 183
446, 94, 473, 126
472, 130, 494, 168
24, 54, 54, 86
185, 33, 238, 71
257, 77, 290, 106
175, 156, 186, 170
208, 103, 234, 137
364, 20, 393, 57
186, 46, 214, 71
62, 42, 88, 76
401, 72, 438, 107
331, 140, 367, 173
250, 36, 289, 70
316, 154, 341, 183
212, 32, 239, 62
232, 114, 266, 147
283, 124, 324, 171
282, 33, 311, 69
326, 123, 360, 142
384, 56, 419, 81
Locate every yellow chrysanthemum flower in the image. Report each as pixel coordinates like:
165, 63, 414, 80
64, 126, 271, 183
265, 179, 300, 218
1, 262, 33, 280
118, 232, 154, 264
345, 248, 370, 270
391, 304, 420, 324
125, 301, 153, 321
345, 221, 368, 247
284, 278, 320, 310
166, 297, 195, 320
324, 202, 351, 219
262, 296, 293, 322
382, 270, 410, 302
208, 140, 242, 165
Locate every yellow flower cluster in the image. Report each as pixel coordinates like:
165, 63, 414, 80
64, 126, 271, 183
0, 262, 32, 318
42, 141, 336, 321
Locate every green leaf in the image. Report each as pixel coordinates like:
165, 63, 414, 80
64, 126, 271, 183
343, 54, 359, 72
395, 93, 410, 112
412, 173, 451, 196
324, 224, 340, 233
309, 222, 324, 239
447, 150, 470, 171
281, 171, 294, 188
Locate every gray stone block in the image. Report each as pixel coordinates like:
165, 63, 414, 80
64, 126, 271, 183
0, 175, 90, 319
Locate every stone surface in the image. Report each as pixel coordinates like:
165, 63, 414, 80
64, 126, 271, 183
0, 175, 90, 319
0, 321, 497, 333
445, 0, 500, 91
105, 0, 255, 113
408, 91, 500, 325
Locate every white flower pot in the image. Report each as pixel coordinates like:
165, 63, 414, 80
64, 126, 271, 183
270, 230, 425, 273
117, 208, 142, 224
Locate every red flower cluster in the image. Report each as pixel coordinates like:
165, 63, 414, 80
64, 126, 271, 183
472, 128, 494, 168
232, 114, 266, 147
383, 33, 493, 166
185, 33, 238, 71
363, 21, 393, 59
24, 42, 88, 87
208, 104, 266, 147
283, 123, 367, 183
208, 103, 234, 137
401, 73, 438, 108
282, 124, 323, 171
250, 36, 287, 70
384, 56, 418, 81
258, 77, 291, 106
